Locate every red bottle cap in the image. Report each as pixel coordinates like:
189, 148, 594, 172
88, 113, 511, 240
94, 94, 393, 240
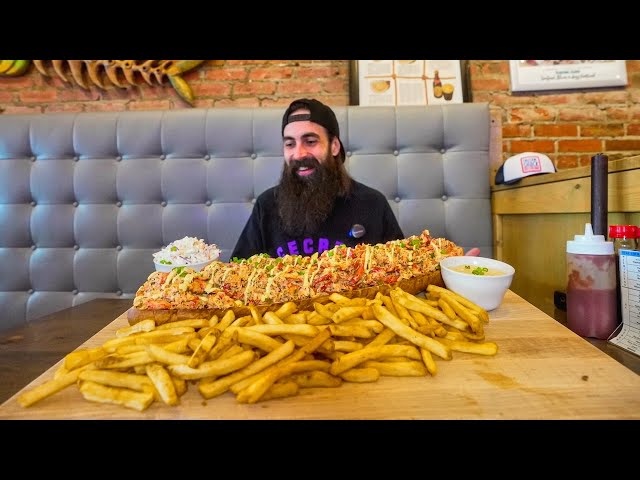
609, 225, 638, 238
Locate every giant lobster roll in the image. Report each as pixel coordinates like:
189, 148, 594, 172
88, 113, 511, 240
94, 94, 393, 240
127, 230, 464, 326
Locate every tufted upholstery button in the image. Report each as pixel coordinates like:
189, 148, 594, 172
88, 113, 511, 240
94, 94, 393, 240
161, 201, 167, 207
160, 154, 166, 160
440, 148, 446, 154
31, 245, 37, 251
74, 155, 80, 161
346, 151, 352, 157
73, 245, 80, 250
394, 196, 401, 203
116, 201, 122, 207
205, 200, 212, 206
72, 289, 79, 295
441, 195, 448, 201
250, 153, 257, 160
30, 156, 36, 162
393, 150, 399, 156
116, 290, 123, 296
204, 154, 211, 161
116, 155, 123, 162
251, 198, 256, 205
30, 201, 36, 207
73, 201, 79, 207
28, 288, 34, 294
116, 245, 123, 251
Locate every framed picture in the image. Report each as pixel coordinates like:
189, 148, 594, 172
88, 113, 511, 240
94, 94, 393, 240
349, 60, 470, 106
509, 60, 628, 92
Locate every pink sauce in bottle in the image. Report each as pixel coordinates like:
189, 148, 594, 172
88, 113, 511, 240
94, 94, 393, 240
566, 224, 618, 340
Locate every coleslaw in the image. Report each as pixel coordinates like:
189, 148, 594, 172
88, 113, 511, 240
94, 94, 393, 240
153, 236, 221, 266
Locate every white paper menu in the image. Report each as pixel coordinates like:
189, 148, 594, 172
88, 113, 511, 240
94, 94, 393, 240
609, 249, 640, 355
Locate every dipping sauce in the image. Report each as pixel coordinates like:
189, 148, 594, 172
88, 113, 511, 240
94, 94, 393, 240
450, 264, 506, 276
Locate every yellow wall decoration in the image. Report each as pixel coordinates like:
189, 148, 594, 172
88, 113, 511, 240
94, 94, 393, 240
0, 60, 205, 106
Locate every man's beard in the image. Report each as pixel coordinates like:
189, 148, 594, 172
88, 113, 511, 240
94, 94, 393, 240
275, 154, 345, 237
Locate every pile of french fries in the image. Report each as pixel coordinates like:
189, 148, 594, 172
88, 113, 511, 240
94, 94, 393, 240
17, 285, 497, 411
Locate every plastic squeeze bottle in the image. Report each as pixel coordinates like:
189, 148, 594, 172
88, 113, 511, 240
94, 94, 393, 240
566, 223, 618, 339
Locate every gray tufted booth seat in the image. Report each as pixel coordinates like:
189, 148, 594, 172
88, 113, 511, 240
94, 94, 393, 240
0, 103, 492, 331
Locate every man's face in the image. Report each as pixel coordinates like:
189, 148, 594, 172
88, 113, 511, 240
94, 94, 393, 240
277, 108, 344, 237
282, 108, 341, 176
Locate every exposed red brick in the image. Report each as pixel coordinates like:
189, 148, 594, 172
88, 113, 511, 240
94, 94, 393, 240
19, 90, 58, 103
534, 124, 578, 137
83, 102, 128, 112
204, 68, 248, 81
233, 81, 277, 96
556, 156, 579, 169
558, 139, 602, 152
510, 108, 556, 122
558, 108, 606, 122
44, 103, 85, 113
214, 98, 261, 108
471, 78, 510, 91
128, 100, 172, 111
489, 94, 537, 106
502, 124, 532, 138
1, 105, 42, 114
249, 67, 294, 80
276, 81, 322, 95
510, 140, 555, 153
323, 78, 349, 94
581, 124, 625, 137
192, 83, 232, 97
605, 139, 640, 150
582, 91, 629, 104
627, 124, 640, 135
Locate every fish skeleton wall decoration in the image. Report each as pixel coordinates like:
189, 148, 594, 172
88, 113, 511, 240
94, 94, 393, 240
0, 60, 205, 106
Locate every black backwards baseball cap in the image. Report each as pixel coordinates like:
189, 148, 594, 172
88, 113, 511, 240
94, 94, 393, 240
495, 152, 556, 185
282, 98, 346, 163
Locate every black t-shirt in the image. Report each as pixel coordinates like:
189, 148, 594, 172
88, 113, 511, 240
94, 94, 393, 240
231, 180, 405, 259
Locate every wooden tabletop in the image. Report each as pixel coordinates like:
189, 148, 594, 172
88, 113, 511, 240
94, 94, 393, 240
2, 290, 639, 420
0, 299, 133, 404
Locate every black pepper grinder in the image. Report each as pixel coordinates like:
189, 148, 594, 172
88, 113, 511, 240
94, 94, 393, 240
591, 153, 608, 237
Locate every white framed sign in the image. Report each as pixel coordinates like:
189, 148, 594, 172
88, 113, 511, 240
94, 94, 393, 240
350, 60, 469, 106
509, 60, 628, 92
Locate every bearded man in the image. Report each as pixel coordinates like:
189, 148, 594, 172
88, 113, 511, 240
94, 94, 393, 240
231, 98, 405, 259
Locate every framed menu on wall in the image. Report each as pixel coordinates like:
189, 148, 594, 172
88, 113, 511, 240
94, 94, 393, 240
349, 60, 470, 106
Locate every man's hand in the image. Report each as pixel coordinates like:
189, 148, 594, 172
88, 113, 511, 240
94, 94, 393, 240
464, 248, 480, 257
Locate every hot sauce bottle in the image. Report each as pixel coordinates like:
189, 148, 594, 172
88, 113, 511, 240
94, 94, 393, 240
566, 223, 618, 339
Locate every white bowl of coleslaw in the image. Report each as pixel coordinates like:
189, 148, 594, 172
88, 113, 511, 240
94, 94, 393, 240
153, 236, 221, 273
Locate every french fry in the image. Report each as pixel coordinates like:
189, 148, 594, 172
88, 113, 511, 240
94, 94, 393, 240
438, 338, 498, 356
18, 364, 94, 408
260, 381, 299, 401
146, 344, 192, 365
64, 346, 107, 370
333, 340, 364, 352
235, 329, 331, 403
439, 293, 483, 334
332, 306, 366, 324
437, 298, 456, 320
274, 302, 298, 320
78, 369, 153, 392
339, 367, 380, 383
116, 319, 156, 337
249, 306, 263, 325
262, 311, 285, 325
168, 350, 257, 380
79, 380, 154, 412
245, 324, 319, 337
328, 324, 374, 339
187, 330, 220, 368
155, 319, 208, 330
329, 344, 423, 376
291, 371, 342, 388
427, 284, 489, 322
420, 348, 437, 376
372, 305, 452, 360
361, 360, 427, 377
235, 327, 284, 352
367, 328, 397, 347
146, 364, 179, 406
392, 290, 469, 331
282, 312, 307, 324
198, 340, 296, 399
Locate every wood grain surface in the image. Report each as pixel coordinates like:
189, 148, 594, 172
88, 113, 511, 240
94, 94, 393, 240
2, 290, 639, 420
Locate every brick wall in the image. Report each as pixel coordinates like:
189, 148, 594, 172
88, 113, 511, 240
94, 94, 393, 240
1, 59, 638, 171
